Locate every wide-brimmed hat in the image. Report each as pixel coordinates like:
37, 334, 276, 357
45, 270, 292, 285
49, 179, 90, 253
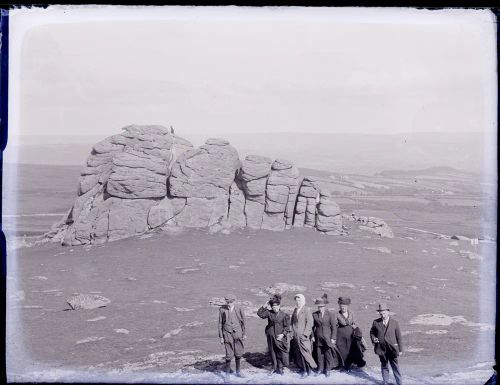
338, 297, 351, 305
315, 293, 329, 306
377, 302, 390, 312
224, 294, 236, 302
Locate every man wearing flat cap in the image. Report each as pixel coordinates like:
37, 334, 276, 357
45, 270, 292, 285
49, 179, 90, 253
370, 303, 404, 385
218, 294, 247, 377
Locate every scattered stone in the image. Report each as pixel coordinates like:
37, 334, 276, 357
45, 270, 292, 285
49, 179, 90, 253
263, 283, 307, 295
322, 282, 356, 289
208, 297, 227, 307
76, 336, 105, 344
425, 330, 448, 335
30, 276, 48, 280
459, 250, 483, 261
364, 246, 392, 254
347, 214, 394, 238
184, 321, 203, 327
115, 329, 130, 334
163, 328, 183, 339
174, 307, 194, 312
451, 235, 470, 241
409, 313, 493, 331
66, 294, 111, 310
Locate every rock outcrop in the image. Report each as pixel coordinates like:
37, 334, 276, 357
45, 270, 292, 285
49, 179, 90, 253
343, 214, 394, 238
66, 294, 111, 310
47, 125, 393, 245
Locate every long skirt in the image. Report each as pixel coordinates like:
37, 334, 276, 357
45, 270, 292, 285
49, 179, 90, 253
337, 325, 366, 368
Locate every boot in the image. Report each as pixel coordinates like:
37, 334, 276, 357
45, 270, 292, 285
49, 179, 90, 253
234, 358, 244, 377
224, 360, 231, 376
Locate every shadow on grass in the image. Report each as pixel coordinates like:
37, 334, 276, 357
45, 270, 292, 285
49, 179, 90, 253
242, 351, 271, 369
191, 358, 226, 380
190, 351, 272, 376
348, 367, 382, 384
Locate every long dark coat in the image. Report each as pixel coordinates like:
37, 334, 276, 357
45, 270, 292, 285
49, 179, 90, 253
257, 307, 291, 352
336, 311, 366, 368
312, 310, 343, 369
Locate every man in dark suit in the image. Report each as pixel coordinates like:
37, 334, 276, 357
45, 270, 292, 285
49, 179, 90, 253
257, 294, 290, 375
312, 294, 338, 377
218, 294, 247, 377
370, 303, 404, 385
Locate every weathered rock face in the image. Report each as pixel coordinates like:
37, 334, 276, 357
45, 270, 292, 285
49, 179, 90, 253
262, 159, 300, 231
315, 191, 343, 234
228, 181, 246, 227
147, 197, 186, 229
47, 125, 394, 245
52, 125, 194, 246
169, 138, 240, 199
239, 155, 273, 229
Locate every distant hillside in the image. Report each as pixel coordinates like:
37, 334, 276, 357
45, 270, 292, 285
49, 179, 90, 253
3, 132, 490, 175
377, 166, 476, 178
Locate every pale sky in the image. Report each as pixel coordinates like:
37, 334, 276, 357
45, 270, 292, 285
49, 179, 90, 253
9, 6, 497, 139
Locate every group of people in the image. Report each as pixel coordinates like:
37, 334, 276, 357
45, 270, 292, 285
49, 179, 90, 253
218, 293, 403, 385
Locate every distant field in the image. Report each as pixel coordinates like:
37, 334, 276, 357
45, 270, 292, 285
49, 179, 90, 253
2, 163, 495, 240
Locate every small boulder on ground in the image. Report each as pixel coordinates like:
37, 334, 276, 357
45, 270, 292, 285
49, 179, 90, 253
66, 294, 111, 310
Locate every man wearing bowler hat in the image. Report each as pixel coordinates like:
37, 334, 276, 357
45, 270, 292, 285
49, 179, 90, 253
370, 303, 404, 385
218, 294, 247, 377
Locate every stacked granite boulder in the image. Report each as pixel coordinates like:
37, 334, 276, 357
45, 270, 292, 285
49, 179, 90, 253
47, 125, 391, 246
48, 125, 194, 245
293, 176, 320, 228
238, 155, 273, 229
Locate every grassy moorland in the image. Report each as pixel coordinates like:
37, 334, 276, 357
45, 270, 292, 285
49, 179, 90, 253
4, 163, 496, 384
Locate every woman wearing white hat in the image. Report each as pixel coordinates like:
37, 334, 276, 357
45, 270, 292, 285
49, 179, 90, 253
290, 293, 317, 377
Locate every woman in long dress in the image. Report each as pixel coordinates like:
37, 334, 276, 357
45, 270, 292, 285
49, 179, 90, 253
335, 297, 366, 370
